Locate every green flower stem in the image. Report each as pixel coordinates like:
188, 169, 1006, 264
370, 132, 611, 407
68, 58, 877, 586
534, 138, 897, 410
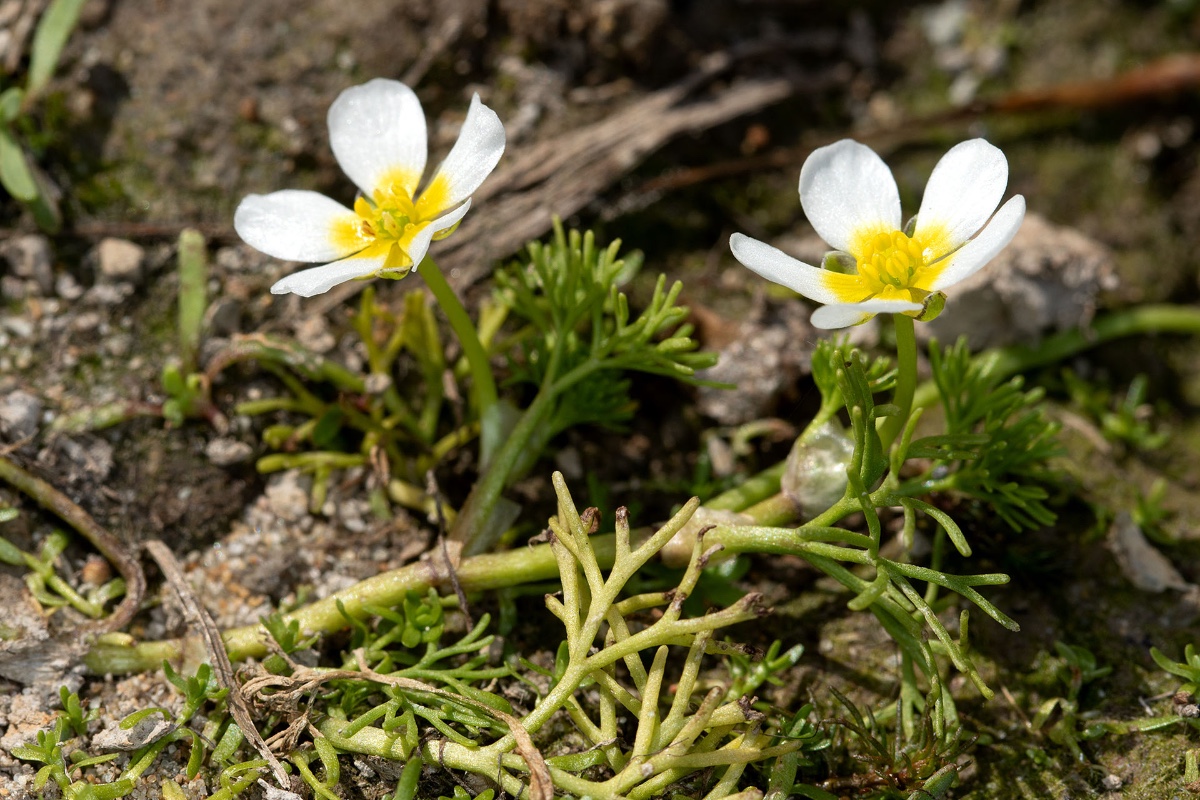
416, 256, 497, 419
450, 351, 609, 555
879, 313, 917, 451
447, 383, 556, 555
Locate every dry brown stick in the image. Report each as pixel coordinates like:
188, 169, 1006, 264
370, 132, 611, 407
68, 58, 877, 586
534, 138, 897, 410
402, 13, 464, 87
436, 74, 808, 291
143, 539, 291, 790
622, 52, 1200, 202
0, 454, 145, 635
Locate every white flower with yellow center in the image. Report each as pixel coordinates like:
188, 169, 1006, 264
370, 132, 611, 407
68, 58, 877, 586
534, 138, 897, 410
730, 138, 1026, 329
234, 79, 506, 297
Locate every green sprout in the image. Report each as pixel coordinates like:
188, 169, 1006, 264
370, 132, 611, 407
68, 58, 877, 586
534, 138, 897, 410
0, 0, 88, 231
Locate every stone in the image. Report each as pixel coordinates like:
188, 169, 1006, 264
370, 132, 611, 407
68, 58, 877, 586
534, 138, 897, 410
1107, 511, 1190, 593
266, 470, 311, 522
294, 316, 336, 354
95, 237, 146, 284
205, 437, 254, 466
920, 213, 1118, 350
206, 297, 243, 336
0, 390, 42, 441
0, 235, 53, 294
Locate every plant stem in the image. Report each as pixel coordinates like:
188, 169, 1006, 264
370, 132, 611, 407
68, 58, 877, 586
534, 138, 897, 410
416, 256, 498, 420
879, 313, 916, 450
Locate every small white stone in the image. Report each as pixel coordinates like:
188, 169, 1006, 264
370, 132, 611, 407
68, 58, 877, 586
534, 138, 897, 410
0, 390, 41, 440
95, 238, 146, 284
205, 437, 254, 466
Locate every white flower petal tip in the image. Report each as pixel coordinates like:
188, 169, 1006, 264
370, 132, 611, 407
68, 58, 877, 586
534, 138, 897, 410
799, 139, 901, 253
810, 299, 923, 330
234, 190, 359, 263
729, 233, 846, 305
733, 137, 1024, 327
915, 138, 1010, 255
328, 79, 428, 197
427, 94, 506, 209
927, 194, 1026, 292
270, 250, 389, 297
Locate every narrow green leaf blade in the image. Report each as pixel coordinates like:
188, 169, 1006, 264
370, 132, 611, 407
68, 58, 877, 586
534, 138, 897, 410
0, 127, 39, 201
26, 0, 89, 100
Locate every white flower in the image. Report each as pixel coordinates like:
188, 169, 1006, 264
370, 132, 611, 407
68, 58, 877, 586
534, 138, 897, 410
730, 138, 1025, 329
235, 79, 506, 297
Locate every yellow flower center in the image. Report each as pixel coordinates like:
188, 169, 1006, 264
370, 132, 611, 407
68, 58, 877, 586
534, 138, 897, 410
354, 182, 420, 245
855, 230, 933, 294
328, 171, 456, 275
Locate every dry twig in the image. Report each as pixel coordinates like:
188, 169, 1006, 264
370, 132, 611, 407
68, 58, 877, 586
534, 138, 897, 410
143, 539, 292, 790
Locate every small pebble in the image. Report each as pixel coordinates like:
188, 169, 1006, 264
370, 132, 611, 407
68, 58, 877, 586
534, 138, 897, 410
0, 390, 42, 441
205, 437, 254, 466
95, 238, 146, 284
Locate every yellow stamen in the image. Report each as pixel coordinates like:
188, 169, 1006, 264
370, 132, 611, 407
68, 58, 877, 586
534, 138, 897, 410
831, 222, 954, 307
331, 168, 459, 274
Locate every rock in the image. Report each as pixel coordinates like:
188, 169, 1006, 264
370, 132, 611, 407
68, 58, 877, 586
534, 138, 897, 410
56, 271, 85, 300
921, 213, 1118, 350
94, 238, 146, 284
694, 300, 816, 426
84, 282, 135, 306
53, 436, 115, 481
294, 316, 336, 354
266, 471, 312, 522
1106, 512, 1190, 593
0, 691, 55, 751
0, 235, 54, 295
205, 437, 253, 466
0, 390, 42, 441
206, 297, 243, 336
93, 715, 177, 751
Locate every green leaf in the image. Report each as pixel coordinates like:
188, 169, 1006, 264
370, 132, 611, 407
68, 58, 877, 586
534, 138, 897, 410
0, 88, 23, 123
72, 777, 136, 800
0, 536, 29, 566
26, 0, 89, 101
177, 229, 208, 374
0, 126, 39, 201
24, 165, 62, 233
311, 407, 344, 449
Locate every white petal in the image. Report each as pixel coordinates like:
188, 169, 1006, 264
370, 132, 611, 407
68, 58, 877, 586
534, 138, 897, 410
423, 94, 505, 211
799, 140, 901, 253
810, 299, 923, 330
270, 249, 390, 297
235, 190, 360, 262
915, 139, 1009, 257
730, 233, 846, 304
328, 79, 427, 197
927, 195, 1026, 291
407, 200, 472, 269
